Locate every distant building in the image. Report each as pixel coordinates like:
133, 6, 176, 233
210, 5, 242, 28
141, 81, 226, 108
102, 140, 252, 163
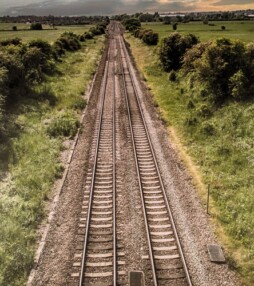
159, 12, 185, 18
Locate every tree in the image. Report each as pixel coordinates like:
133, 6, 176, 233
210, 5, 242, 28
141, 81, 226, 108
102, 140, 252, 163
163, 16, 171, 25
172, 23, 178, 31
159, 33, 199, 71
139, 13, 154, 22
142, 30, 159, 45
122, 18, 141, 32
29, 39, 53, 59
193, 38, 253, 102
30, 23, 43, 30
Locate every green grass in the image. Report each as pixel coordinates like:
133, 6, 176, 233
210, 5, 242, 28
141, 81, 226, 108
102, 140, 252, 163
0, 24, 93, 43
0, 36, 104, 286
142, 21, 254, 43
126, 33, 254, 285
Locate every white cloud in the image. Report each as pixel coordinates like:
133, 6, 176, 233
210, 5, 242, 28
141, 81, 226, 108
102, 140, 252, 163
0, 0, 253, 15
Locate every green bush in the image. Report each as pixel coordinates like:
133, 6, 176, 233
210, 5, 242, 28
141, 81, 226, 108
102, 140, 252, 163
201, 121, 216, 136
22, 47, 48, 82
71, 97, 86, 110
52, 40, 66, 58
84, 32, 94, 39
28, 39, 53, 59
192, 38, 254, 103
57, 33, 81, 52
172, 22, 178, 31
159, 33, 199, 72
123, 18, 141, 32
183, 42, 212, 73
0, 38, 22, 46
0, 50, 24, 90
142, 30, 159, 45
30, 23, 43, 30
89, 24, 106, 36
47, 113, 80, 138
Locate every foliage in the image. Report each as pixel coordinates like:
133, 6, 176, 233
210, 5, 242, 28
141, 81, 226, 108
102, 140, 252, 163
163, 17, 171, 25
30, 23, 43, 30
89, 23, 106, 36
141, 30, 159, 45
133, 28, 159, 46
0, 37, 22, 46
123, 18, 141, 32
56, 32, 81, 51
159, 32, 199, 72
172, 22, 178, 31
28, 39, 53, 59
83, 32, 94, 40
0, 50, 24, 90
192, 38, 254, 103
46, 112, 80, 138
183, 42, 212, 73
138, 13, 154, 22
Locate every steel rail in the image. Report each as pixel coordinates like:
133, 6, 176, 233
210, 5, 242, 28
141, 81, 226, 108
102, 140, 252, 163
112, 37, 117, 286
119, 29, 193, 286
116, 36, 158, 286
79, 37, 117, 286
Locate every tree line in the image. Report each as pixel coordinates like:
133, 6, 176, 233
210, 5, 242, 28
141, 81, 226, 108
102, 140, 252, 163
0, 22, 107, 162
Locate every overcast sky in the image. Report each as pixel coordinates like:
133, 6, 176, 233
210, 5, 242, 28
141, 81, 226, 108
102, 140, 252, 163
0, 0, 253, 16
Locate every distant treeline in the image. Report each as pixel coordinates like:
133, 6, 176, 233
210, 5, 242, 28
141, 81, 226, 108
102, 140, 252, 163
112, 10, 254, 23
0, 15, 110, 26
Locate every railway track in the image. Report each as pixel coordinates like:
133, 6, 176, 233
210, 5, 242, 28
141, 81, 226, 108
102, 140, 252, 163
116, 32, 192, 286
71, 21, 192, 286
72, 36, 120, 286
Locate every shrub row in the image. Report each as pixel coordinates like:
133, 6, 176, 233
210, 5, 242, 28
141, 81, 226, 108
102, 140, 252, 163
0, 28, 101, 102
133, 28, 159, 45
159, 33, 254, 103
122, 18, 141, 32
0, 25, 106, 146
182, 38, 254, 102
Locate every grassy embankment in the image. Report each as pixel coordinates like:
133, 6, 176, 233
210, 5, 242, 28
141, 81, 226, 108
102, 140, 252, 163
0, 26, 104, 285
126, 21, 254, 285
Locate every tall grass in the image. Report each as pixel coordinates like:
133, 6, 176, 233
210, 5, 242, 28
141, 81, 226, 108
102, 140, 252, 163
0, 36, 104, 285
126, 34, 254, 285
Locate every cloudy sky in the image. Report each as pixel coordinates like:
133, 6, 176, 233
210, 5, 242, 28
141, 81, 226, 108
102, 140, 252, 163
0, 0, 253, 16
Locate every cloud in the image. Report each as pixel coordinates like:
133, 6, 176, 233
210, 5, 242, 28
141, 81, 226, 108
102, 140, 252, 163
0, 0, 199, 16
2, 0, 124, 16
214, 0, 254, 5
1, 0, 251, 16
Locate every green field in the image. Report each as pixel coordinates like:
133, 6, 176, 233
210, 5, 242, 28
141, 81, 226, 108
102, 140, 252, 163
0, 23, 93, 43
142, 21, 254, 43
